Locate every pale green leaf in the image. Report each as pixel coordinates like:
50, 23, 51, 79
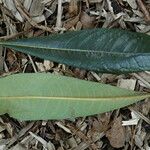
0, 73, 149, 120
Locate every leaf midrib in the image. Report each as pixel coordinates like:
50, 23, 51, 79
0, 94, 149, 101
0, 42, 148, 55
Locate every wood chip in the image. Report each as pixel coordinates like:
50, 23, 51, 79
23, 0, 32, 11
0, 125, 5, 133
126, 0, 137, 9
106, 116, 125, 148
10, 143, 26, 150
56, 122, 72, 133
6, 122, 34, 148
137, 0, 150, 22
67, 137, 78, 148
117, 79, 136, 90
44, 60, 54, 70
0, 0, 150, 149
122, 111, 140, 126
35, 62, 45, 72
73, 142, 89, 150
91, 71, 101, 82
29, 132, 55, 150
132, 73, 150, 89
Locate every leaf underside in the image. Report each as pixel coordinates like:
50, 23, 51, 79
0, 28, 150, 73
0, 73, 149, 120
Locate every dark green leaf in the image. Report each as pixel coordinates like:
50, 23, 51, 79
0, 28, 150, 73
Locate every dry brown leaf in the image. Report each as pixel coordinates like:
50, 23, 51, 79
69, 0, 78, 17
94, 113, 111, 133
106, 116, 125, 148
29, 1, 45, 17
76, 21, 82, 30
80, 11, 96, 29
73, 68, 86, 79
6, 50, 17, 66
64, 15, 80, 29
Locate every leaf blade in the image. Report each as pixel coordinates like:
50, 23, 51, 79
0, 28, 150, 73
0, 73, 149, 120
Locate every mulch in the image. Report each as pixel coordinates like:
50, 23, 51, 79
0, 0, 150, 149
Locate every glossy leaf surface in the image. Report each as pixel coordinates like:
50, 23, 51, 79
0, 73, 149, 120
0, 28, 150, 73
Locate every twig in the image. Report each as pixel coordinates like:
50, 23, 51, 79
145, 71, 150, 75
14, 0, 53, 33
28, 55, 38, 73
85, 0, 89, 9
132, 73, 150, 88
0, 28, 32, 41
56, 0, 63, 29
129, 107, 150, 124
90, 71, 101, 82
3, 61, 9, 72
137, 0, 150, 22
22, 64, 28, 73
